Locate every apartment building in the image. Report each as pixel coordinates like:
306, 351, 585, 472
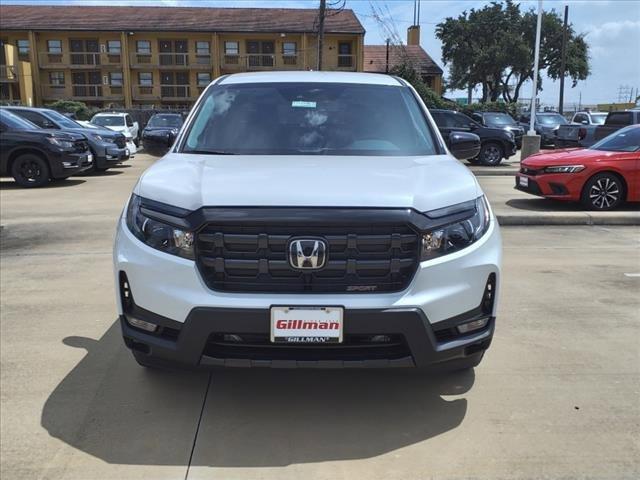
0, 5, 365, 108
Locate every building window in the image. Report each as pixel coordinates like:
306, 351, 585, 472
197, 72, 211, 86
110, 72, 123, 86
139, 72, 153, 86
338, 42, 353, 67
196, 41, 210, 55
49, 71, 65, 88
107, 40, 121, 54
136, 41, 151, 54
224, 41, 239, 55
47, 40, 62, 54
283, 42, 296, 56
17, 39, 30, 59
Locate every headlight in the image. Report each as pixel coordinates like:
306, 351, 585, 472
544, 165, 585, 173
421, 196, 491, 261
126, 194, 194, 260
46, 136, 74, 149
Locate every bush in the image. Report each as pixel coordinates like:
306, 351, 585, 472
389, 63, 454, 109
45, 100, 98, 121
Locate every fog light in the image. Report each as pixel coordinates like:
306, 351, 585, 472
457, 317, 489, 334
127, 317, 158, 333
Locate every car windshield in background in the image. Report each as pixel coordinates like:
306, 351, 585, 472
44, 110, 82, 129
590, 114, 608, 125
537, 114, 568, 125
590, 126, 640, 152
183, 83, 438, 156
0, 109, 39, 130
148, 115, 183, 128
484, 113, 516, 126
92, 116, 123, 127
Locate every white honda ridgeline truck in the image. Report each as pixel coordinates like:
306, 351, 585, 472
114, 72, 502, 372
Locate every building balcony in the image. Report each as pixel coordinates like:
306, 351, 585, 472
220, 53, 300, 71
0, 65, 19, 82
38, 51, 122, 69
133, 84, 199, 101
129, 52, 212, 69
41, 83, 124, 101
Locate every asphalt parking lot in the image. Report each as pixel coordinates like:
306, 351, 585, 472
1, 154, 639, 480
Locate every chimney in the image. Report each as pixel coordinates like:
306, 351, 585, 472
407, 25, 421, 46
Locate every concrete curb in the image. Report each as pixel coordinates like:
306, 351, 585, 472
496, 213, 640, 226
471, 169, 518, 176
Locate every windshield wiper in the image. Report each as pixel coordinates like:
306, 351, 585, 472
184, 149, 237, 155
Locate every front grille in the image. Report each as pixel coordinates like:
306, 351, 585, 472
196, 222, 421, 293
114, 135, 126, 148
203, 333, 411, 362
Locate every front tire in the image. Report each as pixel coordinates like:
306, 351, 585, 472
478, 142, 504, 166
581, 173, 625, 210
11, 153, 50, 187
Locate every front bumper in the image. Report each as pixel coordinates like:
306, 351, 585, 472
515, 173, 581, 201
114, 211, 501, 369
120, 302, 494, 369
50, 151, 93, 178
95, 146, 130, 169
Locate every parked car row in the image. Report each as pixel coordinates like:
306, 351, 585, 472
0, 106, 186, 187
555, 109, 640, 148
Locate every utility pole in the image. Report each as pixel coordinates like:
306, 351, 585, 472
522, 0, 543, 160
385, 38, 390, 73
558, 5, 569, 114
317, 0, 326, 71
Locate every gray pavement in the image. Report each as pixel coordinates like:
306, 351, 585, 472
1, 154, 640, 479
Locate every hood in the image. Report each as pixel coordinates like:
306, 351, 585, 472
522, 148, 607, 167
135, 154, 481, 213
102, 125, 128, 133
68, 126, 121, 138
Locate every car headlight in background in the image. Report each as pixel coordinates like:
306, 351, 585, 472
544, 165, 585, 173
46, 136, 74, 149
126, 194, 194, 260
421, 196, 491, 261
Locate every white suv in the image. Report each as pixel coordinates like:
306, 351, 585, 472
91, 112, 139, 146
114, 72, 501, 371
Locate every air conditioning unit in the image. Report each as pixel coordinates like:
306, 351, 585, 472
103, 75, 109, 85
100, 44, 106, 53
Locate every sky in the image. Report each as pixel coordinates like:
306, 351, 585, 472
4, 0, 640, 107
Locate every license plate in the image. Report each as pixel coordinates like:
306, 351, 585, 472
518, 176, 529, 187
87, 154, 93, 163
271, 306, 343, 344
125, 148, 130, 156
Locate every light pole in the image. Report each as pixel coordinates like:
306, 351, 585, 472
522, 0, 544, 160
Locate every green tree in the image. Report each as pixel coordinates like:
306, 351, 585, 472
436, 0, 590, 103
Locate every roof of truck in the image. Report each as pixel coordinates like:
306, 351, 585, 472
217, 71, 404, 86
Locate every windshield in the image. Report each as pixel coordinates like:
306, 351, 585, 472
182, 82, 439, 156
484, 113, 516, 126
537, 114, 568, 125
590, 126, 640, 152
590, 114, 607, 125
148, 115, 183, 128
92, 115, 124, 127
0, 109, 39, 130
43, 110, 82, 129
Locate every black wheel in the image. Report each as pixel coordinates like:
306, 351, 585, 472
11, 153, 50, 187
478, 142, 504, 166
581, 172, 625, 211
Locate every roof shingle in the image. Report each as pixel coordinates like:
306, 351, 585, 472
0, 5, 365, 34
364, 45, 443, 76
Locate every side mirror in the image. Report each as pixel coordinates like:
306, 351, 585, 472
448, 132, 481, 160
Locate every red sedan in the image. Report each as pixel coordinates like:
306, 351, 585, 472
516, 125, 640, 210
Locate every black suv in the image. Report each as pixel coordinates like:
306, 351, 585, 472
141, 113, 184, 156
4, 106, 129, 171
431, 109, 517, 166
471, 112, 524, 149
0, 109, 92, 187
